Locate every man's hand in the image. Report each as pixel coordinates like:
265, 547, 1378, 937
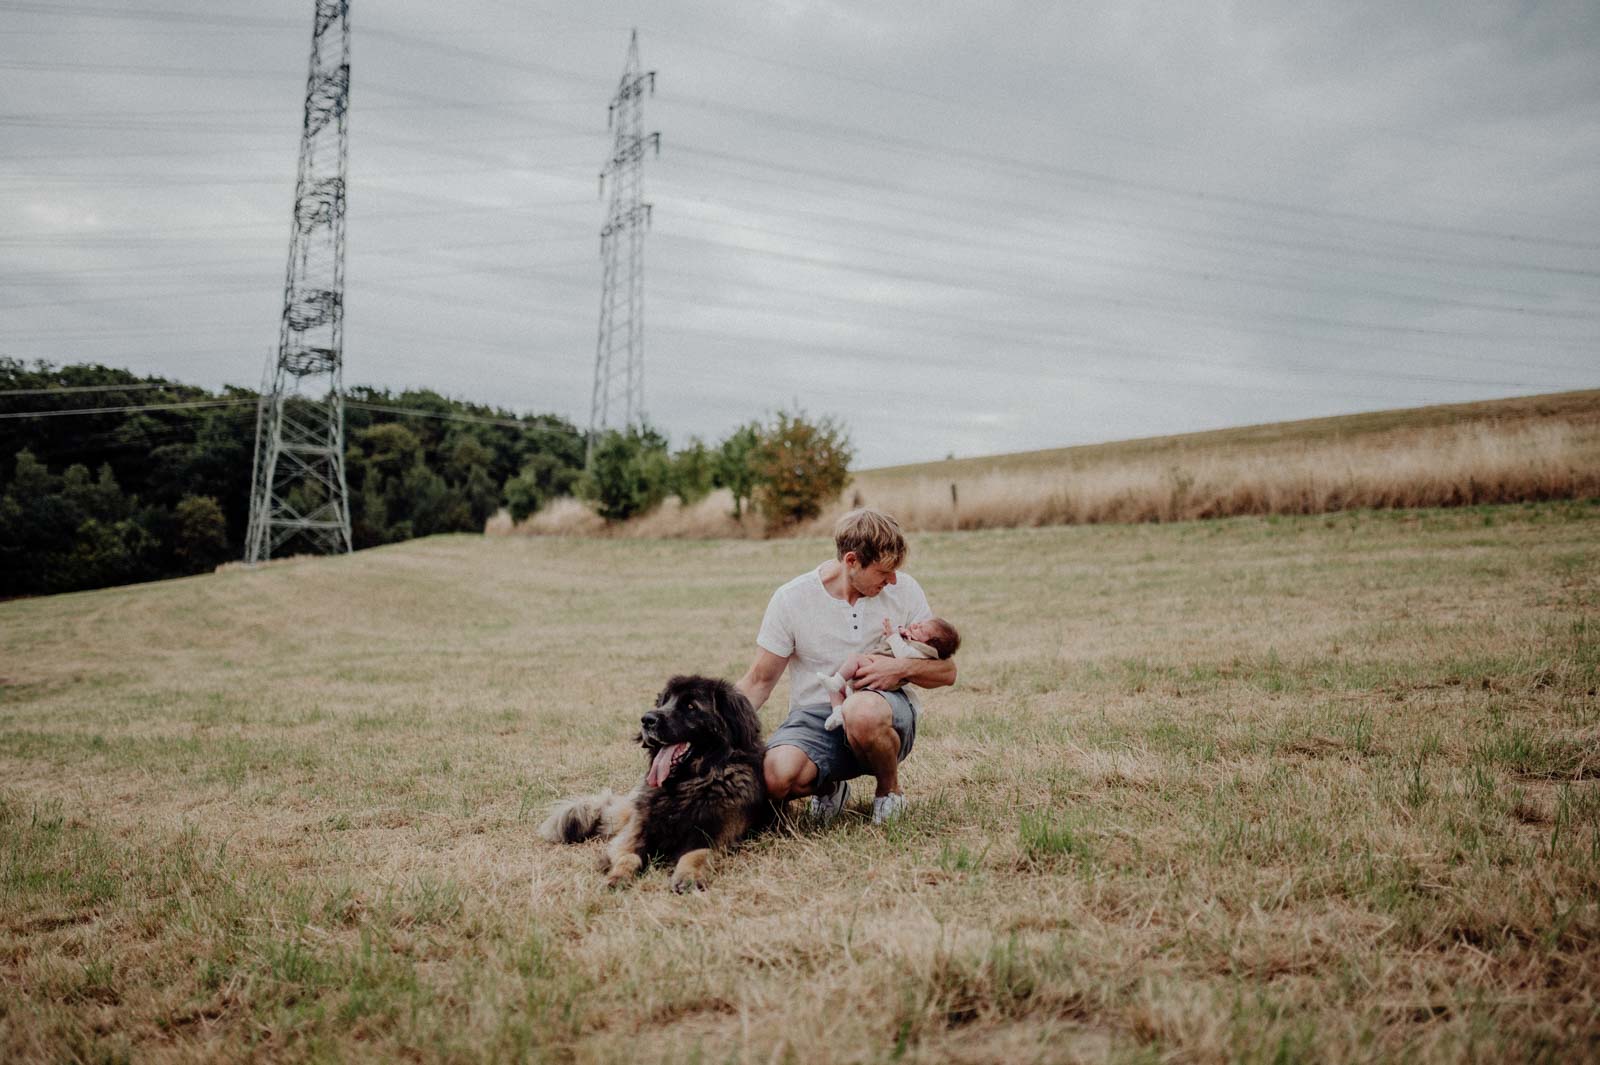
855, 653, 957, 692
850, 654, 908, 691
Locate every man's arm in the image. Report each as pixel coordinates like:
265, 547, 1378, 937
735, 647, 789, 711
851, 653, 955, 692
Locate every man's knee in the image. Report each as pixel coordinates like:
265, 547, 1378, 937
763, 745, 817, 800
840, 692, 894, 744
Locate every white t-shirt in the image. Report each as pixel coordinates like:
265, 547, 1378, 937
756, 564, 934, 711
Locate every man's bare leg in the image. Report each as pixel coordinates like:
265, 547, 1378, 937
839, 691, 901, 799
763, 744, 821, 801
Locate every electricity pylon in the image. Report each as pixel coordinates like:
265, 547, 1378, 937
588, 30, 659, 459
246, 0, 353, 562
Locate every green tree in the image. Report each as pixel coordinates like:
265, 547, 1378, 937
443, 433, 499, 529
348, 423, 426, 546
173, 495, 229, 568
669, 437, 715, 505
504, 452, 579, 522
357, 422, 424, 479
400, 463, 452, 537
577, 425, 671, 522
752, 410, 854, 533
55, 518, 141, 593
713, 422, 762, 520
60, 463, 128, 524
0, 360, 588, 594
0, 450, 59, 595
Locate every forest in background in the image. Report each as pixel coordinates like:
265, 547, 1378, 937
0, 359, 584, 596
1, 359, 855, 598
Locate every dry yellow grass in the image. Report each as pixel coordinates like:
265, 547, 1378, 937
3, 501, 1598, 1062
492, 389, 1600, 540
851, 419, 1599, 532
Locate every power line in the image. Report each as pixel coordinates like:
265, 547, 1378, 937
658, 90, 1600, 250
653, 158, 1600, 283
0, 372, 581, 438
643, 322, 1540, 408
0, 398, 252, 419
345, 400, 582, 438
5, 87, 1589, 290
7, 36, 1590, 266
0, 381, 183, 396
0, 198, 596, 248
653, 206, 1600, 325
648, 230, 1599, 346
0, 59, 286, 79
0, 1, 295, 30
659, 141, 1600, 276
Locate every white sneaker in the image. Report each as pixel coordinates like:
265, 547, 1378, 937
871, 792, 908, 825
808, 780, 850, 824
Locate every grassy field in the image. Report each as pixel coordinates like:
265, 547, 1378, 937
3, 501, 1598, 1062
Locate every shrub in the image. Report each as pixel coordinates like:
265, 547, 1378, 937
713, 422, 762, 520
504, 452, 577, 522
577, 425, 671, 523
669, 437, 715, 505
752, 411, 853, 533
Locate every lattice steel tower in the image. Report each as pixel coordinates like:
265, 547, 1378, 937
246, 0, 353, 562
588, 30, 659, 455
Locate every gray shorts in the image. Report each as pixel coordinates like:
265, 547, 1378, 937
767, 689, 917, 789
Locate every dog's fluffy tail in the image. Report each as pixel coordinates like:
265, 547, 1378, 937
538, 790, 618, 844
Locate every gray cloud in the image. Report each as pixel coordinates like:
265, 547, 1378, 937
1, 0, 1595, 467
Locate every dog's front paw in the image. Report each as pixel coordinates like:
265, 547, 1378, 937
669, 849, 711, 893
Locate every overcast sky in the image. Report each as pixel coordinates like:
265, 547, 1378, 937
3, 1, 1596, 468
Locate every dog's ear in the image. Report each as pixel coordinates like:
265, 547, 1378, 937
685, 680, 730, 745
713, 680, 762, 752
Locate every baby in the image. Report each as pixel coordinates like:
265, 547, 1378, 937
817, 616, 961, 730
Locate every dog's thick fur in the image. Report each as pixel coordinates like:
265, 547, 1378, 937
538, 675, 769, 892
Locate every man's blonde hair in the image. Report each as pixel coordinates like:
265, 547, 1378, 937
834, 508, 906, 569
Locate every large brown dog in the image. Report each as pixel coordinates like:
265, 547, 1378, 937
538, 675, 770, 892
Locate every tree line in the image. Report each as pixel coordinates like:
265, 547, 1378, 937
1, 359, 853, 597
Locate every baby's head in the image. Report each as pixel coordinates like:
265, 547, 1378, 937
905, 617, 961, 659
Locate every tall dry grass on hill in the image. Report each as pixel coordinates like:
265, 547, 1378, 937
491, 397, 1600, 540
854, 420, 1598, 532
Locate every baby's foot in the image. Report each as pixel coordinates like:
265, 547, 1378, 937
818, 672, 846, 694
824, 706, 845, 731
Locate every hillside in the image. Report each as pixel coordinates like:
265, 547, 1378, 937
3, 502, 1597, 1062
508, 389, 1600, 539
857, 388, 1600, 483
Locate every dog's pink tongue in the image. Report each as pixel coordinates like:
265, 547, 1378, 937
647, 742, 688, 787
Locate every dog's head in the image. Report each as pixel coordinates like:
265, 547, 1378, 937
637, 675, 762, 787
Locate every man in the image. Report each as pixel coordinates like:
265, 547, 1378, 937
735, 508, 956, 824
